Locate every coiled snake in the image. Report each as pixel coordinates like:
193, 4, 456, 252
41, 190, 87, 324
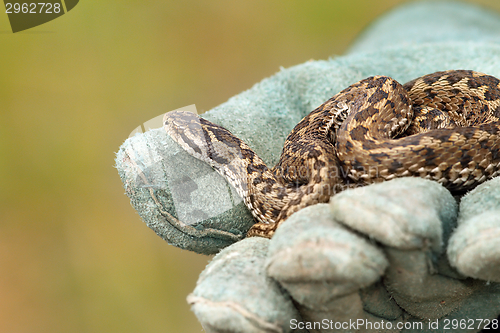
164, 70, 500, 238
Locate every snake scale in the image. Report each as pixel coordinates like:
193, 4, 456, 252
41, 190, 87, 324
164, 70, 500, 238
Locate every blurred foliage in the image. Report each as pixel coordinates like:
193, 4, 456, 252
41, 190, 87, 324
1, 1, 500, 332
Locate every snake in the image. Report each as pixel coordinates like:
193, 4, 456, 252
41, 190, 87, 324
164, 70, 500, 238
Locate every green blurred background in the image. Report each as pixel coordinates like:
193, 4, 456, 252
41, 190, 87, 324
1, 1, 500, 332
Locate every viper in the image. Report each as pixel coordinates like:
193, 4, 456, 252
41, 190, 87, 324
164, 70, 500, 238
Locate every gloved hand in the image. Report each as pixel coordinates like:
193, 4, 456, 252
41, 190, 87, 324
116, 2, 500, 332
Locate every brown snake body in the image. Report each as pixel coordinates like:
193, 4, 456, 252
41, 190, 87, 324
164, 70, 500, 238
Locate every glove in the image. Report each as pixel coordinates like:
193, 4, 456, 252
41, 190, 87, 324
116, 1, 500, 332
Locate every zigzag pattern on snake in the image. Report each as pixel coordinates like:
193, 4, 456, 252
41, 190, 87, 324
164, 70, 500, 238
